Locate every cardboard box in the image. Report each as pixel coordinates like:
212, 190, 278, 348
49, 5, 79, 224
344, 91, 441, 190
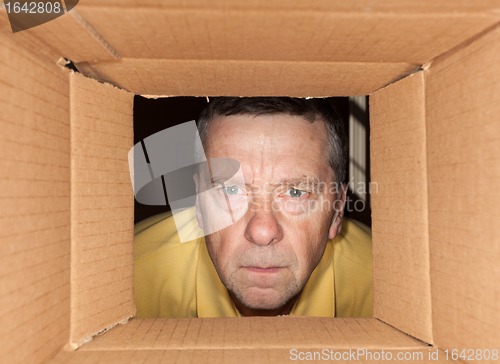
1, 1, 499, 363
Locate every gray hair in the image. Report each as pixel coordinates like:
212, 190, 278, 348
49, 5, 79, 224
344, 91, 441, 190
195, 97, 348, 184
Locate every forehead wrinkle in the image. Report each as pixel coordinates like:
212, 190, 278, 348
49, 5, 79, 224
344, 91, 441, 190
272, 176, 320, 185
205, 114, 331, 186
241, 124, 280, 186
270, 177, 325, 192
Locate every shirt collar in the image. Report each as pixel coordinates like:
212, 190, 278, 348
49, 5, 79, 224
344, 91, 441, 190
291, 241, 335, 317
196, 237, 240, 317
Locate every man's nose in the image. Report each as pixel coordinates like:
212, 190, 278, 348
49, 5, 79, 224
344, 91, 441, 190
244, 208, 284, 246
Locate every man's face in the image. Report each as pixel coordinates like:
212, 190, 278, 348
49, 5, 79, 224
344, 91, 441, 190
195, 113, 344, 312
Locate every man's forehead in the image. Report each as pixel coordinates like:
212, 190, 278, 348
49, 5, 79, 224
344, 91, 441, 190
202, 113, 333, 183
205, 113, 328, 153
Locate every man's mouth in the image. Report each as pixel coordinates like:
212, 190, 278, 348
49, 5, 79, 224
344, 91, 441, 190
244, 267, 284, 273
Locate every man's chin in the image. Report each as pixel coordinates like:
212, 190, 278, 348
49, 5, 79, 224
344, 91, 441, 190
235, 287, 291, 311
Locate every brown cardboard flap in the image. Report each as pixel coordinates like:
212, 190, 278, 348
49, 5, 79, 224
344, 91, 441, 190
4, 3, 498, 67
0, 32, 71, 364
47, 348, 460, 364
76, 0, 500, 12
77, 58, 418, 97
78, 317, 426, 350
0, 9, 62, 63
76, 7, 499, 64
426, 23, 500, 356
370, 72, 433, 344
0, 8, 117, 64
70, 73, 135, 346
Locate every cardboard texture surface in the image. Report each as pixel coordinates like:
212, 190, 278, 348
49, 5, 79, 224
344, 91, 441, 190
370, 73, 433, 344
69, 73, 135, 346
75, 7, 499, 64
0, 9, 117, 64
46, 348, 457, 364
0, 9, 61, 63
79, 318, 425, 350
77, 59, 418, 97
1, 1, 500, 363
70, 6, 500, 96
74, 0, 500, 12
0, 32, 71, 364
426, 23, 500, 356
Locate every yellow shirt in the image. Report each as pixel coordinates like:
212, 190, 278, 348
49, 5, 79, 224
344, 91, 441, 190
134, 207, 373, 318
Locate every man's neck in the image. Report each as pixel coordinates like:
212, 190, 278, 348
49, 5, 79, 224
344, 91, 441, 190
229, 291, 300, 317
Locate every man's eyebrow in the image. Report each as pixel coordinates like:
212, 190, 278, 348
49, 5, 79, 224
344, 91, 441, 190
210, 175, 326, 190
210, 174, 242, 186
275, 176, 320, 184
273, 177, 325, 191
210, 176, 227, 186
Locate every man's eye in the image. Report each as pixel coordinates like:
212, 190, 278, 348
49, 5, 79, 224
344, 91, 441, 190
222, 185, 241, 195
284, 188, 307, 198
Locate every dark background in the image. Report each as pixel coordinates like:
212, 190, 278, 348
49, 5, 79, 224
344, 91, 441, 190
133, 96, 370, 227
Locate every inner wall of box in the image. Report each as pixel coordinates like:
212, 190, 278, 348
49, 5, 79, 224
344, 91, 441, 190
70, 22, 500, 352
3, 5, 500, 363
69, 72, 424, 347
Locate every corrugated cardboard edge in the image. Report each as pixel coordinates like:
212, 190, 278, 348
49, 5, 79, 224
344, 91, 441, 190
66, 317, 132, 351
74, 62, 107, 84
80, 58, 418, 97
71, 64, 131, 93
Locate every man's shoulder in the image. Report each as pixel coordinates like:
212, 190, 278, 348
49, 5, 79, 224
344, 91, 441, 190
331, 217, 373, 317
134, 208, 200, 263
333, 217, 372, 271
134, 208, 201, 318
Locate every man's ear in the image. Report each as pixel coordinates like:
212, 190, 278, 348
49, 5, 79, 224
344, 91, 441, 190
328, 182, 347, 240
193, 172, 204, 230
